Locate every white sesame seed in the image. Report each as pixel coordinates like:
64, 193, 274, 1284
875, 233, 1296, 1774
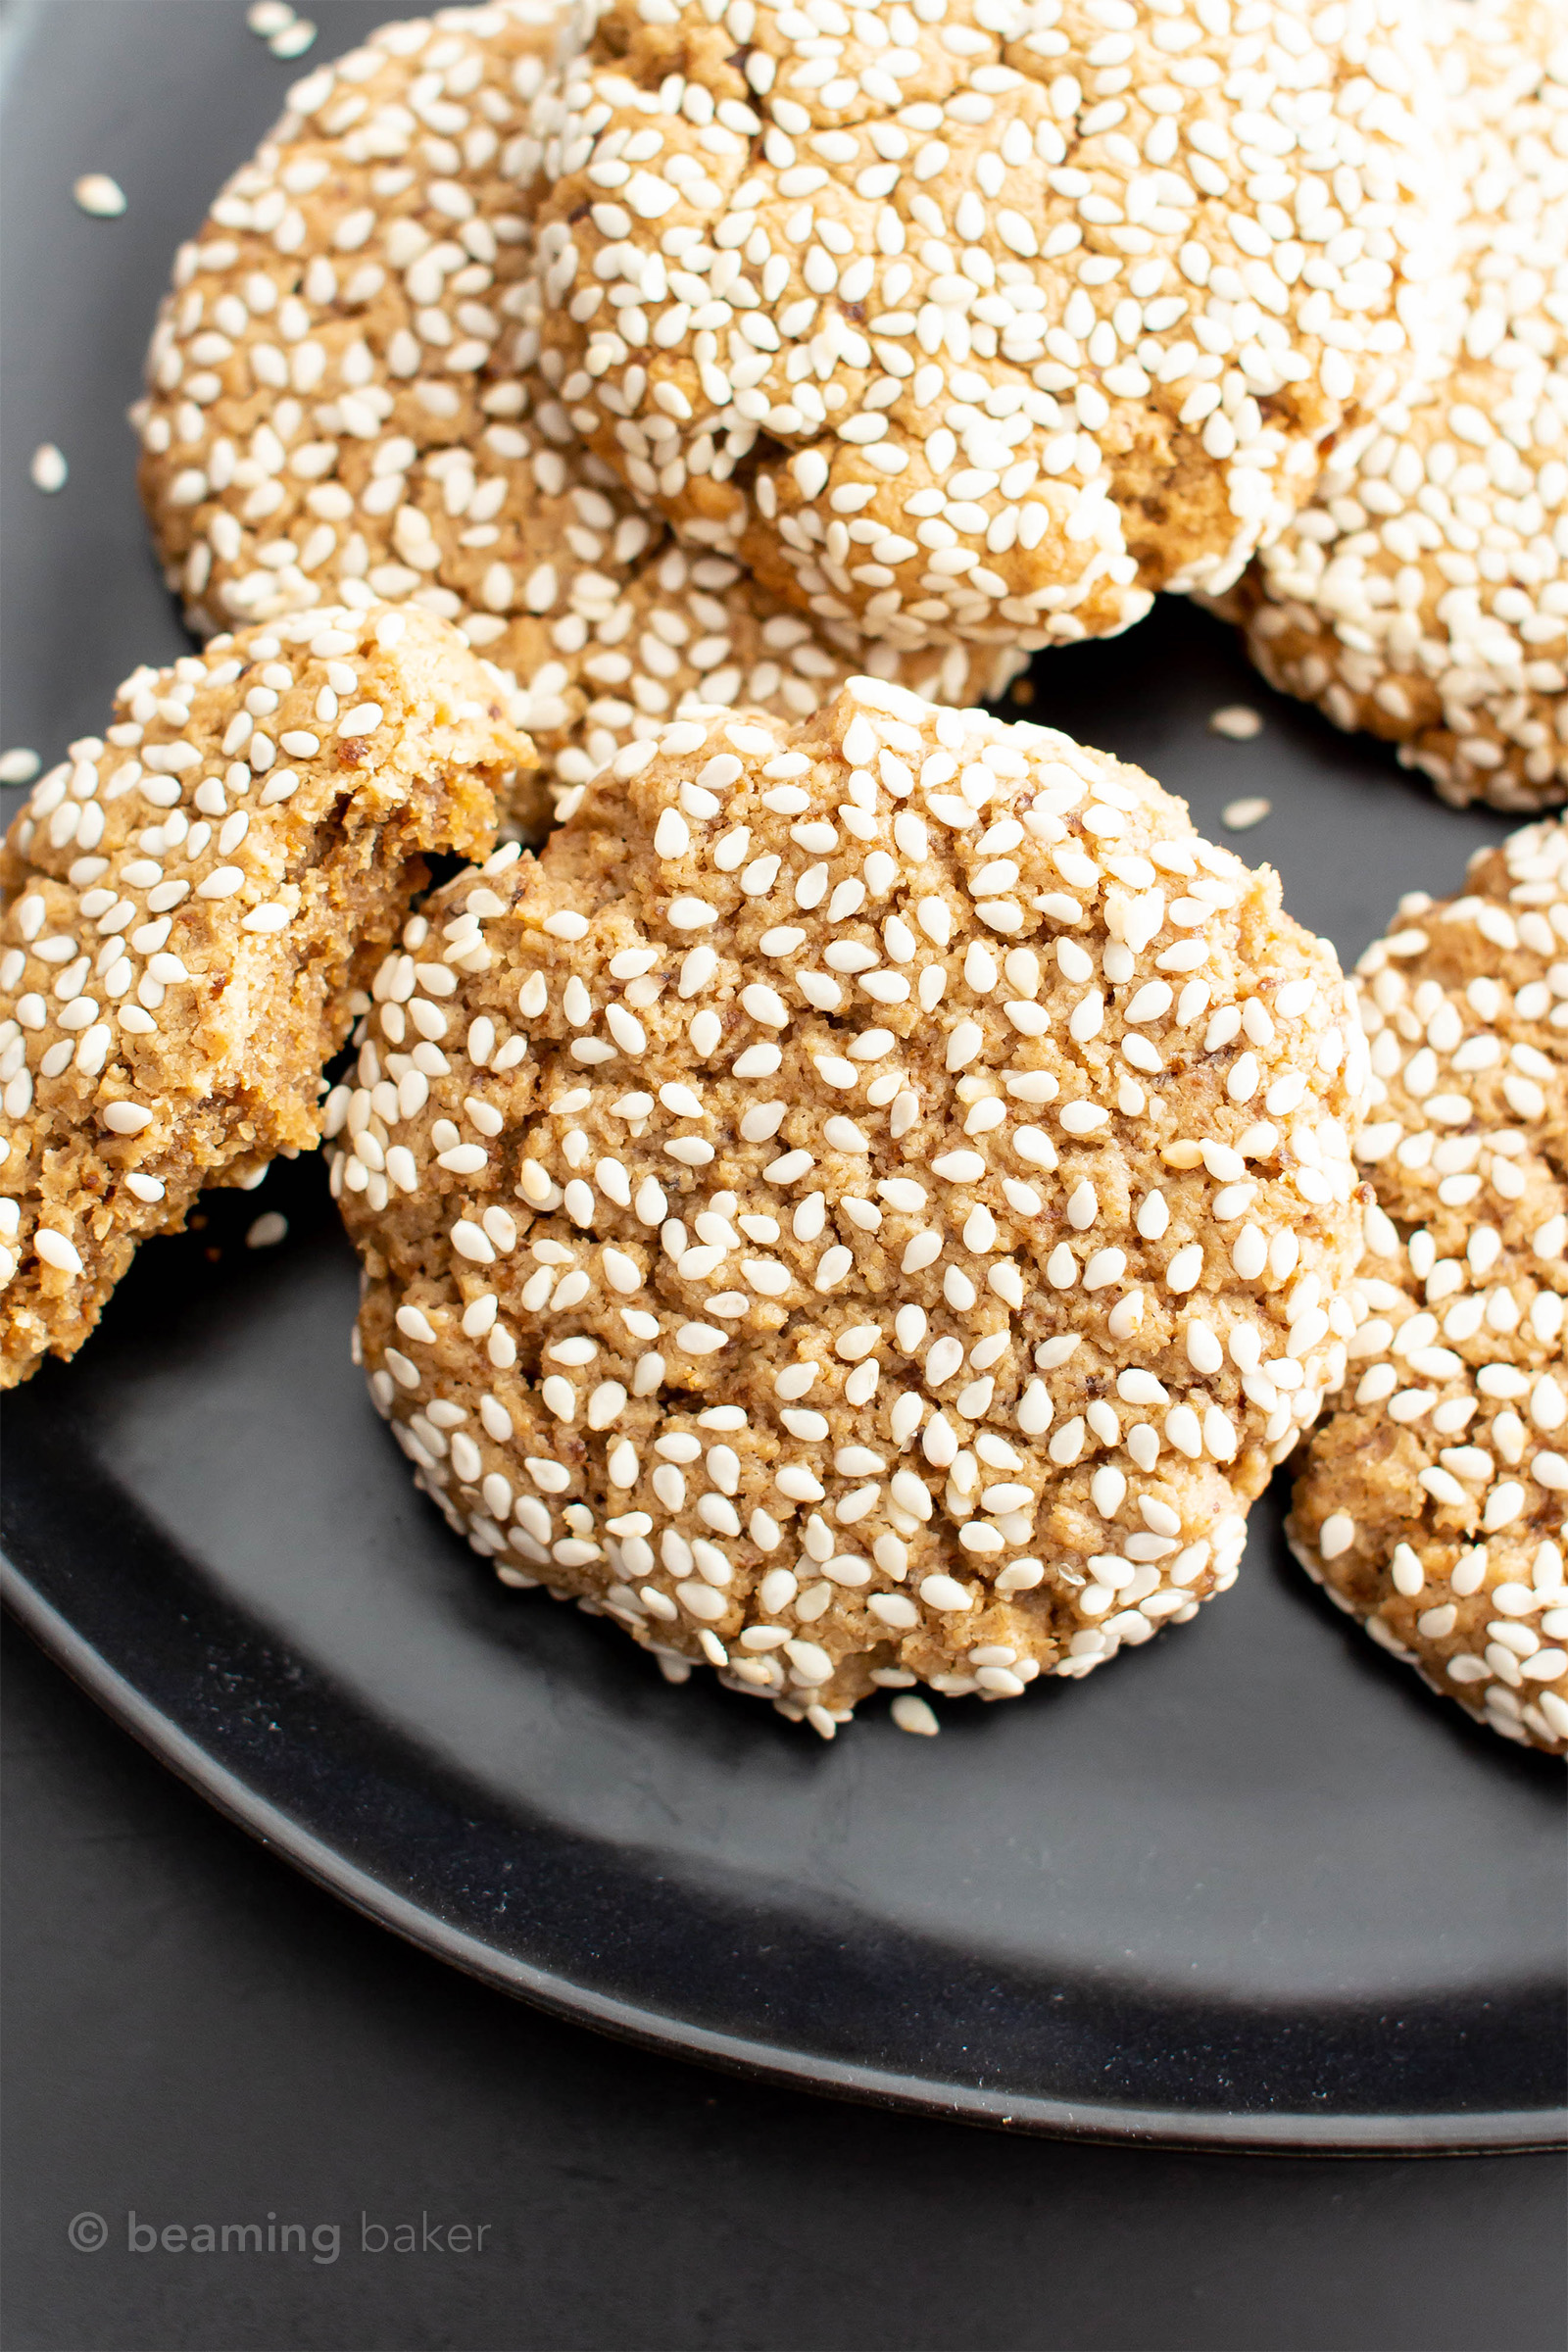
1209, 708, 1263, 743
891, 1694, 940, 1737
73, 173, 125, 219
29, 445, 68, 494
1222, 799, 1272, 833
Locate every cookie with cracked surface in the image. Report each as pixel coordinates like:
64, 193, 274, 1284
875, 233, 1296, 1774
528, 0, 1447, 656
1288, 817, 1568, 1755
338, 675, 1366, 1732
0, 602, 529, 1387
1225, 1, 1568, 811
135, 0, 1018, 838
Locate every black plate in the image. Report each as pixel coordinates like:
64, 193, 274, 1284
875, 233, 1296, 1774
3, 0, 1565, 2154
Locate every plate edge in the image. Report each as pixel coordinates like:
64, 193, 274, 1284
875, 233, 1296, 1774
7, 1556, 1563, 2160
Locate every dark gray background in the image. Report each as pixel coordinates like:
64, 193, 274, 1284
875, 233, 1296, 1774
7, 1626, 1567, 2352
2, 6, 1565, 2348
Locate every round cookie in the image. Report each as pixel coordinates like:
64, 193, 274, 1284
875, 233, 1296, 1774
338, 678, 1366, 1731
528, 0, 1447, 654
134, 0, 1017, 837
0, 602, 527, 1387
1228, 1, 1568, 810
1289, 816, 1568, 1755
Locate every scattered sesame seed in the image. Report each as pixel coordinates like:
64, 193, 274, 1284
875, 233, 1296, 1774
1210, 708, 1263, 743
0, 750, 40, 785
246, 1211, 289, 1249
29, 445, 68, 494
891, 1693, 939, 1737
73, 173, 125, 219
1222, 798, 1272, 833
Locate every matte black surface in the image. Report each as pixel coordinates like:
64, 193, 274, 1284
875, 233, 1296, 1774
2, 0, 1566, 2178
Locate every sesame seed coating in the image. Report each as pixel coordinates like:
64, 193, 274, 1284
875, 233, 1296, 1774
1289, 816, 1568, 1756
0, 602, 528, 1387
1228, 1, 1568, 810
529, 0, 1448, 655
339, 675, 1365, 1730
135, 0, 1017, 838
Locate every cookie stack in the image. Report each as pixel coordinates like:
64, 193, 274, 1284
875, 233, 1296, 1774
2, 0, 1564, 1752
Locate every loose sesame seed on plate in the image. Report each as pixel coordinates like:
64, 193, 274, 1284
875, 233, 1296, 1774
891, 1693, 940, 1737
0, 749, 41, 785
1210, 708, 1263, 743
1222, 798, 1271, 832
29, 445, 68, 494
72, 172, 125, 219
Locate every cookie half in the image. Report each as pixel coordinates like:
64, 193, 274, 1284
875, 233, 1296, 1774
0, 604, 528, 1386
1227, 0, 1568, 810
529, 0, 1447, 652
1289, 817, 1568, 1754
134, 0, 1017, 837
338, 679, 1366, 1730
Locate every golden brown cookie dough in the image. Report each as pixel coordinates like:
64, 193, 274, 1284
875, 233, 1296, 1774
134, 0, 1018, 837
529, 0, 1448, 654
1289, 817, 1568, 1755
0, 603, 528, 1387
1226, 1, 1568, 811
338, 678, 1366, 1731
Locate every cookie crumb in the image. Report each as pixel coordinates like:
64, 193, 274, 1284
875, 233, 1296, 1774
29, 445, 67, 494
72, 173, 124, 219
1210, 706, 1264, 742
246, 1213, 288, 1250
891, 1695, 940, 1739
1222, 797, 1273, 832
0, 749, 40, 785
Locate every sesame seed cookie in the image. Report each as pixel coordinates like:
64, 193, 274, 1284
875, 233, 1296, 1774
338, 676, 1366, 1732
0, 603, 529, 1387
528, 0, 1447, 656
1288, 818, 1568, 1755
1227, 1, 1568, 810
134, 1, 1017, 837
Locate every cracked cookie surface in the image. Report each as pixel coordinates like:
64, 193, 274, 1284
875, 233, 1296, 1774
338, 674, 1365, 1728
530, 0, 1447, 653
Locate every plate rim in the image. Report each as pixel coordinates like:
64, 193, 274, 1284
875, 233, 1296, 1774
7, 1556, 1563, 2160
